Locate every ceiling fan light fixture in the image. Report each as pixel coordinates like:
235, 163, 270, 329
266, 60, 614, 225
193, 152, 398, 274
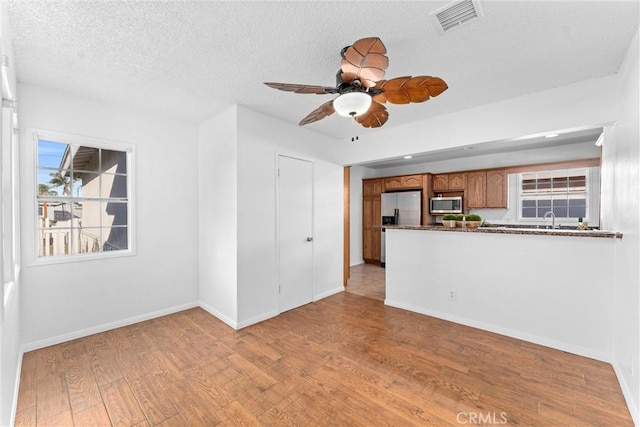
333, 92, 372, 117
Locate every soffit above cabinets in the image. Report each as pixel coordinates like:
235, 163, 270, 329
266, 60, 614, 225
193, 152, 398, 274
359, 127, 603, 169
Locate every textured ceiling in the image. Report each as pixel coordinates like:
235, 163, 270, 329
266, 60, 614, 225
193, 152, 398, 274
6, 1, 639, 141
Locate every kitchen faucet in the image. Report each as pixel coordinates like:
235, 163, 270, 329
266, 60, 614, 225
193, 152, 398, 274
544, 211, 556, 229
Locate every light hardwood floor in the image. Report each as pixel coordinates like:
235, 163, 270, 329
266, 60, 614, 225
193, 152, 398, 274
15, 266, 632, 426
345, 263, 385, 301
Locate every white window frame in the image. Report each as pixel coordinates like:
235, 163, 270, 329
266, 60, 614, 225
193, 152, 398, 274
516, 167, 599, 227
27, 128, 136, 266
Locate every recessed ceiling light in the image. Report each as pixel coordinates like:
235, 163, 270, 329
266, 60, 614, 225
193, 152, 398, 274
545, 133, 559, 138
404, 155, 413, 159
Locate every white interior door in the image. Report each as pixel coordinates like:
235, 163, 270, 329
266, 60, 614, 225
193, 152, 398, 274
278, 155, 313, 313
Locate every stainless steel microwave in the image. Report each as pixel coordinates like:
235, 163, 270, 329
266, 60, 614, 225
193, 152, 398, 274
429, 196, 463, 214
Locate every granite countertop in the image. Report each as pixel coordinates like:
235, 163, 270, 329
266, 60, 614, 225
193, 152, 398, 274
379, 225, 623, 239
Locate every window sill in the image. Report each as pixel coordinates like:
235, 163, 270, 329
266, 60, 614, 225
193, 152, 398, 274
28, 249, 136, 267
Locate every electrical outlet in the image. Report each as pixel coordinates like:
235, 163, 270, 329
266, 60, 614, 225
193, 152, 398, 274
449, 289, 457, 301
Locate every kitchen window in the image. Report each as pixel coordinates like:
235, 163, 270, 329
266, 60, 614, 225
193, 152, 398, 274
518, 168, 589, 220
35, 134, 134, 261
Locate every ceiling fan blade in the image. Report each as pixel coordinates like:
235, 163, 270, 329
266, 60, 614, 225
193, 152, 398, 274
264, 82, 338, 94
340, 37, 389, 88
299, 100, 336, 126
373, 76, 448, 104
354, 101, 388, 128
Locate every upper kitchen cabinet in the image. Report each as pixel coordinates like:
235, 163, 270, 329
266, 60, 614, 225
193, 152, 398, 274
486, 169, 507, 208
466, 171, 486, 208
384, 174, 424, 191
363, 178, 384, 197
465, 169, 508, 209
433, 172, 466, 192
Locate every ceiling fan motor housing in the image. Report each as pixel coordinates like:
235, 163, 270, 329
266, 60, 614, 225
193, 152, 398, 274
335, 69, 361, 93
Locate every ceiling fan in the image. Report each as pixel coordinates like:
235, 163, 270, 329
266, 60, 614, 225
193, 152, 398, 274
264, 37, 448, 129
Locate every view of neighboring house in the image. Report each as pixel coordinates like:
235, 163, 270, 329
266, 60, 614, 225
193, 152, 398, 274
37, 141, 129, 256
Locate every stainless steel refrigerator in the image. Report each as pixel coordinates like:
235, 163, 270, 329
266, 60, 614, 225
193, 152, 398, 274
380, 190, 422, 267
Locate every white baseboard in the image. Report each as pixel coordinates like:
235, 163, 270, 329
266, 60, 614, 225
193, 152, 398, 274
10, 347, 24, 427
384, 299, 611, 363
314, 286, 344, 301
198, 301, 239, 329
237, 310, 279, 329
21, 301, 199, 352
613, 362, 639, 426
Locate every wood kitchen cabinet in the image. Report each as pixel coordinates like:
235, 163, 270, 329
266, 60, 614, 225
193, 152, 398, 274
363, 178, 383, 197
466, 171, 486, 208
362, 194, 381, 263
401, 174, 424, 189
384, 174, 423, 191
465, 169, 508, 208
432, 174, 448, 191
432, 172, 466, 192
362, 178, 383, 263
486, 169, 507, 208
449, 173, 466, 190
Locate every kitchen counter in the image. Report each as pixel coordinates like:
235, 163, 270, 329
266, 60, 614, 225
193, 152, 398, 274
379, 224, 623, 239
383, 226, 617, 361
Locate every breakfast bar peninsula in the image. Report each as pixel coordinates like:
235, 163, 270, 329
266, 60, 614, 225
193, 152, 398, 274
382, 225, 622, 361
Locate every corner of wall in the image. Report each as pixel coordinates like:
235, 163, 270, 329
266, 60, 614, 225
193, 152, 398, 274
197, 106, 239, 325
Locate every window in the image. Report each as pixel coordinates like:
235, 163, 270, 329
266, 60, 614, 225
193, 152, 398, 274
36, 135, 133, 260
519, 168, 588, 220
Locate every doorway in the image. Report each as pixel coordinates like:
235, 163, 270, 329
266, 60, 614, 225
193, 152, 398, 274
277, 155, 314, 313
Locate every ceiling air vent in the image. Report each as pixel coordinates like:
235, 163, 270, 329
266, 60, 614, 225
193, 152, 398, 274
430, 0, 484, 33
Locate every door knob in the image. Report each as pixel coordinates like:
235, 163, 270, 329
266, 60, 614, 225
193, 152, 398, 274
306, 237, 313, 242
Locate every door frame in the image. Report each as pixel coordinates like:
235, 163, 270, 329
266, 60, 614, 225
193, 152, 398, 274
274, 152, 315, 314
343, 166, 350, 287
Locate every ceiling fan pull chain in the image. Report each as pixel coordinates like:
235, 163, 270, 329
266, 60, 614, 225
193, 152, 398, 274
351, 115, 359, 142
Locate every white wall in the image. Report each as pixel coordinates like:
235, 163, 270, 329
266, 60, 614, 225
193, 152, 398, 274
0, 3, 20, 425
235, 107, 343, 327
198, 106, 239, 326
18, 84, 200, 348
385, 229, 616, 361
198, 106, 344, 329
603, 30, 640, 425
